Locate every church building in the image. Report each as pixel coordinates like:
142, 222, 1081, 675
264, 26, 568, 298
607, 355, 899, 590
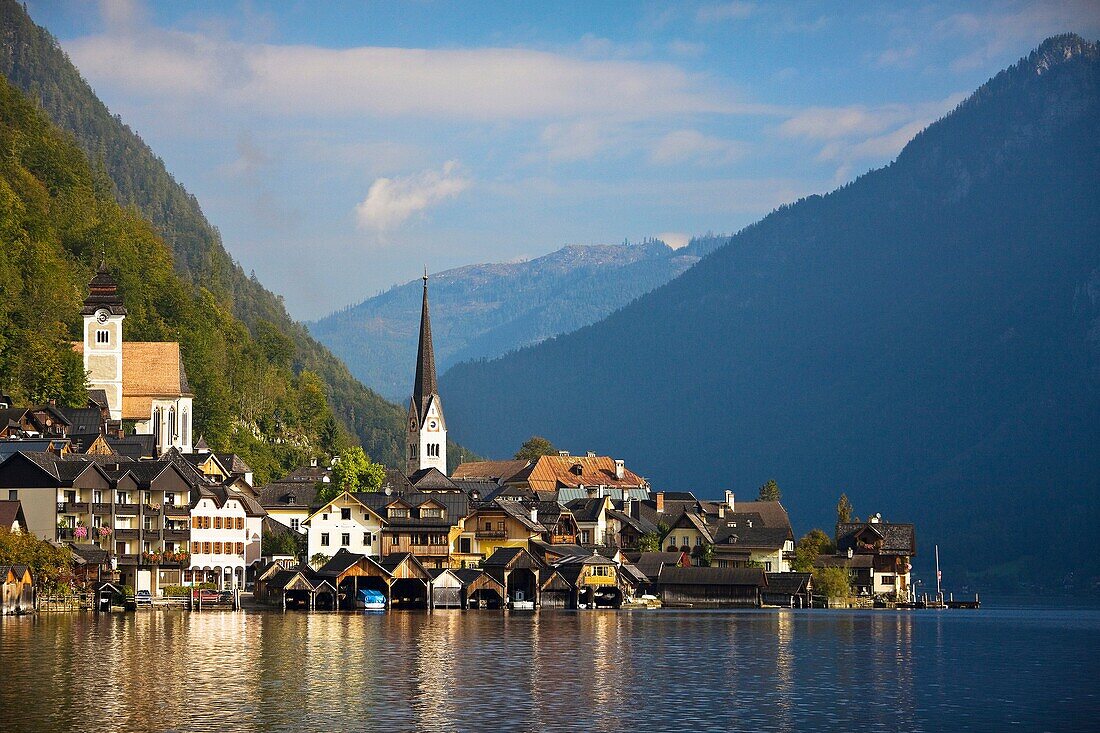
74, 265, 194, 455
406, 272, 447, 475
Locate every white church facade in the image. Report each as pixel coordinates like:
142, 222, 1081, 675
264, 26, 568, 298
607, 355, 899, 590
75, 264, 194, 455
406, 272, 447, 475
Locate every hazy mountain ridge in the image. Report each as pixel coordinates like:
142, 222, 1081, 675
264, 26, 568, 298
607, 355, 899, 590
310, 237, 727, 401
441, 35, 1100, 587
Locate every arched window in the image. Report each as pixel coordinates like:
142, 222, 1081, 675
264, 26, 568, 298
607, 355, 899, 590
182, 409, 189, 444
168, 407, 176, 442
153, 407, 161, 447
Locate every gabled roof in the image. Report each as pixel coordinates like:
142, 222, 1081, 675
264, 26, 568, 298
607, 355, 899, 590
56, 407, 104, 435
720, 500, 793, 532
764, 572, 812, 595
316, 549, 392, 579
516, 455, 647, 491
0, 500, 27, 529
565, 497, 607, 523
606, 508, 658, 535
407, 467, 459, 491
627, 551, 689, 580
105, 434, 156, 460
303, 492, 385, 525
259, 479, 318, 508
658, 566, 767, 588
836, 521, 916, 555
215, 453, 252, 476
484, 546, 544, 571
0, 452, 110, 486
666, 511, 714, 542
355, 490, 468, 527
710, 522, 791, 551
68, 542, 109, 565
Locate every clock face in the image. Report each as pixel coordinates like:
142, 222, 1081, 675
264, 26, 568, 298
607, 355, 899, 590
96, 312, 109, 324
408, 417, 417, 431
428, 420, 438, 431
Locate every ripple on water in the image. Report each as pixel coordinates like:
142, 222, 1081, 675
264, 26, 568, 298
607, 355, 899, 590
0, 608, 1097, 733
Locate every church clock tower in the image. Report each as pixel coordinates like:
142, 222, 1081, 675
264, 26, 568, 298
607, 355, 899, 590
407, 271, 447, 475
81, 263, 127, 421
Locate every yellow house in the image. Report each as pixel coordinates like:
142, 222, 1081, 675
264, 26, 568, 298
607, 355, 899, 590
454, 499, 545, 567
662, 511, 713, 554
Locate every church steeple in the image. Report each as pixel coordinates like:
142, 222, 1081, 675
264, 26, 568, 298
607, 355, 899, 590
412, 269, 437, 422
407, 270, 447, 475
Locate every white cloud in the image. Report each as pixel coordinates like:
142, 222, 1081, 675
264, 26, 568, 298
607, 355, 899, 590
536, 121, 617, 163
871, 45, 918, 68
355, 161, 471, 232
697, 2, 755, 23
650, 129, 745, 166
64, 25, 759, 122
668, 39, 707, 57
657, 232, 691, 249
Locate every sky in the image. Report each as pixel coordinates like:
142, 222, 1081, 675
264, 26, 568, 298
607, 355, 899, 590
28, 0, 1100, 320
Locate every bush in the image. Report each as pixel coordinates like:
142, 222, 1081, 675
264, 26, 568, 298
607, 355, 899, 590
163, 585, 190, 597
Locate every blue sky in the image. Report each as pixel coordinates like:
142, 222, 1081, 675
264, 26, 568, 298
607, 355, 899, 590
29, 0, 1100, 319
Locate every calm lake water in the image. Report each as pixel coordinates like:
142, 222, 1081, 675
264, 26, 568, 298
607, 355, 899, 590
0, 607, 1096, 732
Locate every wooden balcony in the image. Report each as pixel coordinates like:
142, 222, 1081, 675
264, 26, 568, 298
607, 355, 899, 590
549, 534, 577, 545
66, 501, 89, 513
475, 529, 507, 539
410, 545, 450, 556
164, 504, 190, 517
92, 503, 112, 515
116, 553, 139, 565
164, 529, 190, 542
115, 503, 139, 515
114, 529, 139, 540
142, 505, 162, 516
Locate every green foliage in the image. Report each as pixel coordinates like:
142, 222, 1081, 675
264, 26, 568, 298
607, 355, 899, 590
837, 494, 853, 525
319, 447, 386, 503
262, 530, 300, 558
0, 0, 433, 470
792, 528, 836, 572
692, 542, 716, 567
757, 479, 781, 502
163, 585, 190, 598
813, 566, 851, 600
636, 532, 661, 553
515, 436, 557, 461
310, 553, 330, 569
0, 70, 357, 485
0, 529, 72, 589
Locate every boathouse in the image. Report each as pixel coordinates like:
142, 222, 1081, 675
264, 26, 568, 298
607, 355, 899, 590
1, 564, 34, 614
657, 566, 766, 608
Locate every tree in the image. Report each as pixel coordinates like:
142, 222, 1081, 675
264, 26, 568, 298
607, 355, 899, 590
837, 493, 853, 525
758, 479, 781, 501
813, 566, 851, 604
515, 436, 557, 461
318, 446, 386, 503
310, 553, 330, 569
692, 542, 716, 567
262, 530, 300, 559
792, 528, 835, 572
636, 532, 661, 553
0, 529, 72, 591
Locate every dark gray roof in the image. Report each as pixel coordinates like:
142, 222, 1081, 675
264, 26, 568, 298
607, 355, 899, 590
658, 566, 767, 587
68, 543, 110, 565
57, 407, 104, 435
259, 479, 319, 508
106, 434, 156, 460
627, 551, 686, 581
565, 497, 606, 523
836, 521, 916, 556
607, 508, 658, 534
484, 546, 543, 570
0, 500, 26, 529
87, 390, 109, 410
710, 522, 791, 550
407, 467, 459, 491
355, 490, 469, 527
764, 572, 812, 594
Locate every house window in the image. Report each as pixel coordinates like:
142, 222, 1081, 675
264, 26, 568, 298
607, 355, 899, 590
593, 566, 609, 576
290, 519, 300, 531
93, 490, 102, 504
579, 531, 590, 544
7, 490, 16, 501
341, 533, 350, 547
391, 535, 399, 546
203, 516, 211, 529
389, 508, 409, 518
235, 542, 244, 555
202, 542, 212, 554
695, 536, 702, 546
421, 508, 442, 518
321, 513, 328, 521
765, 562, 772, 572
236, 517, 245, 530
341, 508, 351, 520
142, 491, 152, 505
165, 493, 175, 506
96, 329, 109, 344
882, 575, 896, 585
320, 533, 330, 547
497, 521, 505, 531
363, 532, 372, 545
214, 517, 223, 529
212, 542, 222, 554
484, 522, 492, 531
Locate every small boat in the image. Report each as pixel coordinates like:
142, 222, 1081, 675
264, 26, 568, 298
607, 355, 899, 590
511, 600, 535, 611
356, 589, 387, 610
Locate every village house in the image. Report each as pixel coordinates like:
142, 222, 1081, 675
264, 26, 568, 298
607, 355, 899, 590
657, 566, 767, 608
454, 498, 547, 566
356, 490, 469, 570
0, 565, 34, 614
0, 499, 28, 532
259, 462, 330, 534
302, 491, 385, 563
833, 515, 916, 599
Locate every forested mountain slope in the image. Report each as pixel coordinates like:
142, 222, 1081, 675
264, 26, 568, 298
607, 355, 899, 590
442, 36, 1100, 587
0, 0, 417, 471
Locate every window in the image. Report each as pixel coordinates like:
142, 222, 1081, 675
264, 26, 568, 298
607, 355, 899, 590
695, 536, 702, 546
593, 566, 609, 576
93, 490, 102, 504
182, 410, 189, 443
290, 519, 300, 531
320, 533, 330, 547
153, 407, 161, 447
165, 493, 175, 507
363, 532, 372, 546
203, 516, 211, 529
96, 329, 109, 344
391, 535, 399, 546
212, 542, 222, 554
7, 490, 16, 501
389, 508, 409, 518
484, 522, 492, 531
202, 542, 212, 554
882, 574, 896, 586
765, 562, 772, 572
192, 516, 201, 529
409, 444, 418, 460
214, 517, 223, 529
579, 531, 590, 544
497, 521, 505, 531
426, 443, 440, 458
235, 542, 244, 555
421, 508, 442, 518
143, 516, 154, 531
341, 533, 351, 547
142, 491, 152, 505
321, 513, 328, 521
340, 508, 351, 520
236, 517, 245, 530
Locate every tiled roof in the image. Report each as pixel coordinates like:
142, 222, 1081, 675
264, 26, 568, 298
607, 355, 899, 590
711, 523, 791, 550
565, 497, 606, 523
452, 460, 531, 482
57, 407, 103, 435
0, 500, 25, 529
259, 479, 318, 508
719, 500, 792, 532
519, 455, 647, 492
765, 572, 812, 594
408, 467, 459, 490
836, 521, 915, 555
629, 551, 688, 580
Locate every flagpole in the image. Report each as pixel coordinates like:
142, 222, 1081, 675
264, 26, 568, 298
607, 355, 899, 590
935, 544, 942, 604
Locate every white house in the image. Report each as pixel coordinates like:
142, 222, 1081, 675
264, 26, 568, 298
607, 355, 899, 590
188, 486, 266, 589
303, 492, 385, 564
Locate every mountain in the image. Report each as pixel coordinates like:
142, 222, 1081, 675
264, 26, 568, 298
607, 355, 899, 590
310, 237, 726, 401
441, 35, 1100, 588
0, 0, 418, 471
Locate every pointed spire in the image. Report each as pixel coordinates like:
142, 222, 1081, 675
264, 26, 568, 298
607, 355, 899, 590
412, 269, 438, 420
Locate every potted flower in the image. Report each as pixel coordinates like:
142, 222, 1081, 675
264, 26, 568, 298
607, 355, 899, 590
74, 526, 88, 540
98, 526, 112, 537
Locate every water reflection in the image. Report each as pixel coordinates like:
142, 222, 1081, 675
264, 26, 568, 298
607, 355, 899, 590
1, 608, 1097, 732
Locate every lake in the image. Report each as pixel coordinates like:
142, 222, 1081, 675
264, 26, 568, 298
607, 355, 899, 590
0, 607, 1096, 732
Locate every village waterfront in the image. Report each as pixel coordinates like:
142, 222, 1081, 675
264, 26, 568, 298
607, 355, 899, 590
1, 604, 1096, 733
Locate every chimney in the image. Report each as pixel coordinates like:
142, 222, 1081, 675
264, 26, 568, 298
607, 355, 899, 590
585, 485, 598, 499
718, 504, 725, 518
724, 490, 735, 511
530, 507, 538, 523
656, 492, 664, 513
586, 451, 596, 458
310, 457, 318, 467
870, 513, 881, 524
614, 459, 625, 480
558, 450, 570, 458
623, 496, 632, 516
